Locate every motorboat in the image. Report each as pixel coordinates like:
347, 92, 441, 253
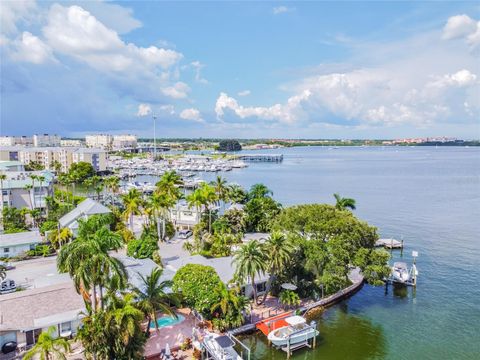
202, 333, 242, 360
391, 262, 411, 284
267, 316, 319, 347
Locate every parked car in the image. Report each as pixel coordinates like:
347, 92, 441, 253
0, 261, 15, 270
178, 230, 193, 239
1, 341, 17, 354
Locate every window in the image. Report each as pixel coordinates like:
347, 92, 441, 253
183, 211, 192, 216
60, 321, 72, 333
3, 248, 9, 253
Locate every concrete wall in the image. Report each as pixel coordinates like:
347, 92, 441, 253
0, 243, 35, 258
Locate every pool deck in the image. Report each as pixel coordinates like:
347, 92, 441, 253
144, 308, 197, 359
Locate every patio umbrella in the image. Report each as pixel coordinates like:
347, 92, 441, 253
281, 283, 297, 291
165, 343, 171, 358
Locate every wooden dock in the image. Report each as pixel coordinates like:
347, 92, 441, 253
375, 238, 403, 249
236, 154, 283, 162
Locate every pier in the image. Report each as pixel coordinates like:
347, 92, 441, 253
236, 154, 283, 162
375, 238, 404, 249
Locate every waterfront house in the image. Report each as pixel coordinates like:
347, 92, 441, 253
166, 254, 269, 299
169, 200, 202, 230
0, 231, 42, 258
58, 198, 111, 234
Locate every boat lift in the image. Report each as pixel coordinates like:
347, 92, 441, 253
386, 251, 419, 287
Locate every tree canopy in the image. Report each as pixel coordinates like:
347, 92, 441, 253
217, 139, 242, 152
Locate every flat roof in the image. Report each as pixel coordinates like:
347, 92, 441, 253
0, 230, 42, 248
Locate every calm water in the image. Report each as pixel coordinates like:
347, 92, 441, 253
197, 146, 480, 360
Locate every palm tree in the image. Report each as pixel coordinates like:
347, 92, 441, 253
23, 326, 71, 360
29, 174, 39, 209
200, 183, 218, 233
186, 188, 206, 222
227, 183, 247, 204
0, 173, 7, 227
24, 184, 34, 210
29, 208, 42, 228
210, 283, 249, 330
51, 227, 73, 249
57, 215, 126, 313
121, 188, 142, 231
279, 290, 301, 309
333, 193, 356, 211
249, 183, 272, 199
233, 239, 267, 304
155, 170, 183, 201
132, 268, 180, 335
149, 192, 175, 241
259, 232, 295, 304
210, 175, 229, 207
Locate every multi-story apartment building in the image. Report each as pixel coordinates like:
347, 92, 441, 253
33, 134, 61, 147
60, 139, 83, 147
85, 134, 113, 149
0, 161, 54, 212
112, 134, 137, 149
0, 136, 33, 147
0, 147, 107, 172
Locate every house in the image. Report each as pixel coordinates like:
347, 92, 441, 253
0, 231, 42, 258
58, 198, 111, 234
169, 201, 202, 230
0, 283, 85, 350
165, 254, 269, 299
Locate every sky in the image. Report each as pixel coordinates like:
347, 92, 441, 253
0, 1, 479, 139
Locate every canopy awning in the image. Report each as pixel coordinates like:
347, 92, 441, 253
215, 335, 235, 348
285, 316, 306, 326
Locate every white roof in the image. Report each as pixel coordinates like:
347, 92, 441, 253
0, 230, 42, 248
166, 254, 269, 285
59, 198, 111, 228
285, 316, 306, 326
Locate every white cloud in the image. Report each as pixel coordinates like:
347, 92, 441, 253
0, 0, 37, 35
162, 82, 190, 99
43, 5, 183, 73
191, 61, 208, 84
273, 6, 294, 15
443, 14, 480, 50
180, 108, 203, 122
136, 103, 152, 116
10, 31, 55, 64
159, 105, 175, 115
78, 1, 142, 34
237, 90, 251, 96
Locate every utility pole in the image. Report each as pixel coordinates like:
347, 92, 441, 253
153, 113, 157, 160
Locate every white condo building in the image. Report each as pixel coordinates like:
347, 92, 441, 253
33, 134, 61, 147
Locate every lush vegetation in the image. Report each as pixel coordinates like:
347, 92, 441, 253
217, 139, 242, 152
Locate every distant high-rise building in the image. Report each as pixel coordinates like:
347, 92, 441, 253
85, 134, 113, 149
0, 136, 33, 146
33, 134, 61, 147
61, 139, 83, 147
112, 134, 137, 149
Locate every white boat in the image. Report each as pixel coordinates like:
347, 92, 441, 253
391, 262, 411, 284
267, 316, 319, 347
202, 333, 241, 360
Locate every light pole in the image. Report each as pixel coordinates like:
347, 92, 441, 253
152, 113, 157, 160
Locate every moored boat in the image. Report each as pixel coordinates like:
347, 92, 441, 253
267, 316, 319, 347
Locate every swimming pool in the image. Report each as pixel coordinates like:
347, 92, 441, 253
149, 314, 185, 328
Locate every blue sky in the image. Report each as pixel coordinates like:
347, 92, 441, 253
1, 1, 479, 139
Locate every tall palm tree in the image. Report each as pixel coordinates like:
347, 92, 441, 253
23, 326, 71, 360
29, 174, 38, 209
333, 193, 356, 211
233, 239, 267, 304
58, 215, 126, 313
132, 268, 180, 334
210, 175, 229, 207
121, 188, 142, 231
227, 183, 247, 204
155, 170, 183, 201
149, 192, 175, 241
186, 188, 206, 223
259, 232, 295, 304
249, 183, 272, 199
0, 173, 7, 227
200, 183, 218, 233
24, 184, 34, 210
